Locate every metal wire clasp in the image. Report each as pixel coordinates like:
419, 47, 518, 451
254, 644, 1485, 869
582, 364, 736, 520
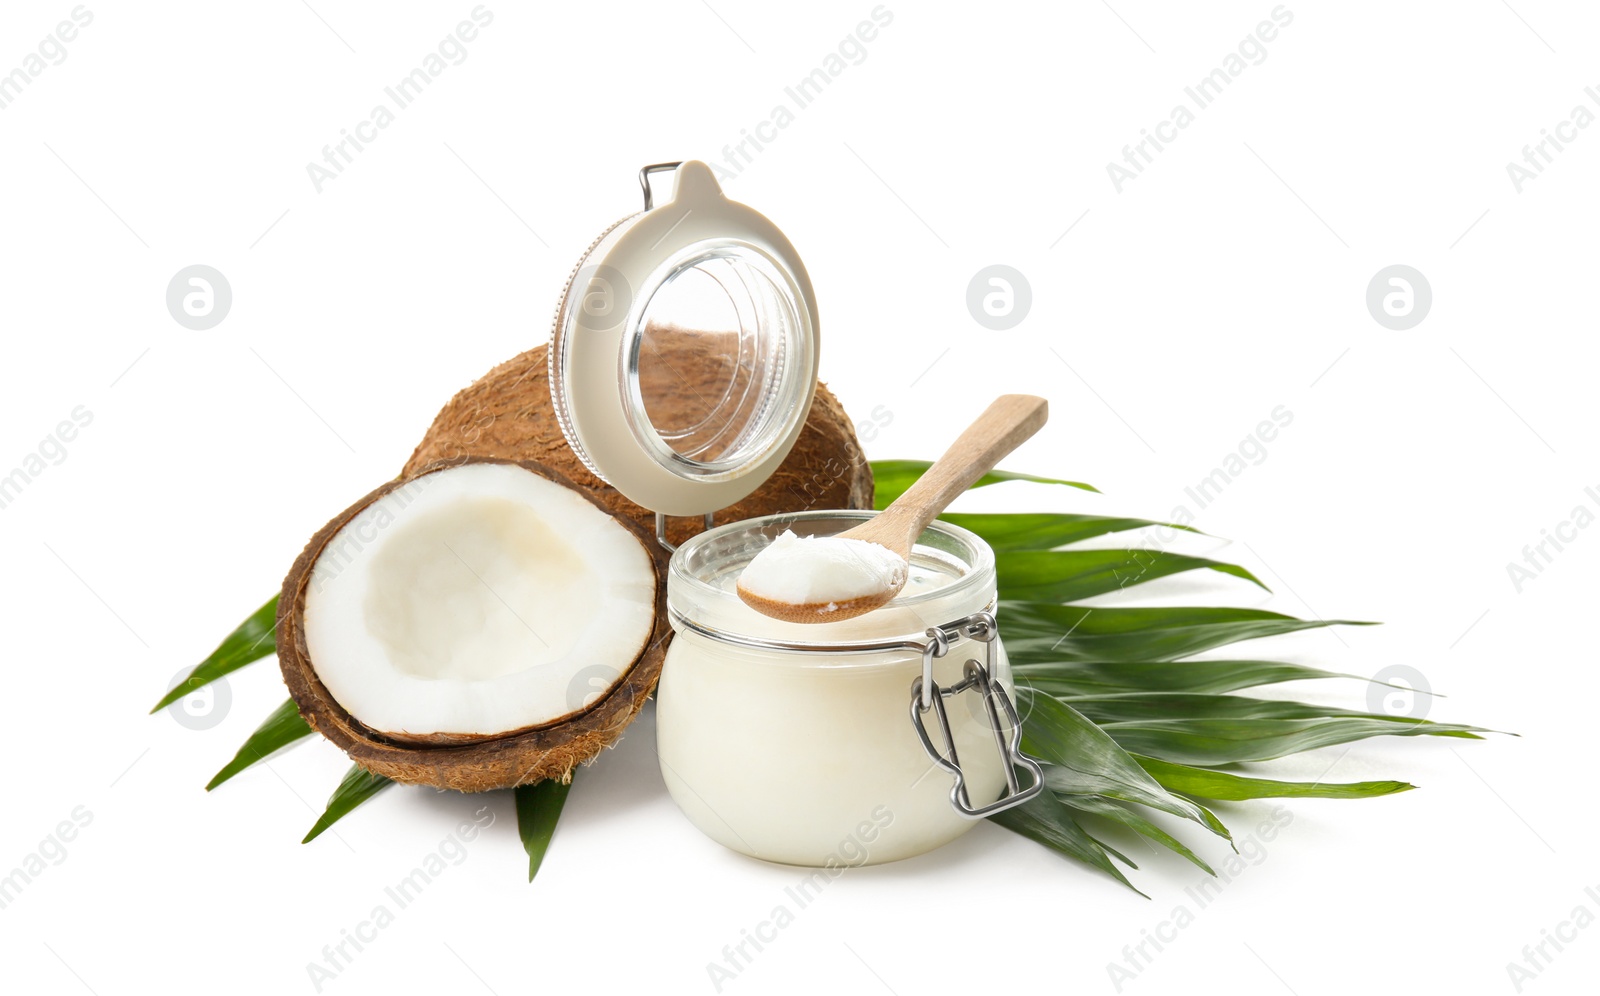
639, 162, 684, 210
654, 511, 716, 553
909, 611, 1045, 819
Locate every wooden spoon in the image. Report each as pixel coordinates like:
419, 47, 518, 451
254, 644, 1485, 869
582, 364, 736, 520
737, 394, 1048, 623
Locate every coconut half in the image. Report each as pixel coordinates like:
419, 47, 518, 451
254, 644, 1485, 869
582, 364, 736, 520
278, 458, 667, 792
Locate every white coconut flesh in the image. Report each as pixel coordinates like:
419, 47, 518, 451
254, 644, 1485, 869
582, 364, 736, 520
302, 462, 657, 738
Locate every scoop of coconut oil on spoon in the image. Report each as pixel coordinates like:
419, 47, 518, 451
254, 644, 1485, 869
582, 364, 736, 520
736, 394, 1047, 624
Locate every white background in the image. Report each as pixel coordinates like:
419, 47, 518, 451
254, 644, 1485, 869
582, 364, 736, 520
1, 1, 1595, 993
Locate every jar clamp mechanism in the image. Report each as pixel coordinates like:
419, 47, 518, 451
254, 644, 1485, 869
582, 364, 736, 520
656, 512, 715, 553
910, 612, 1044, 819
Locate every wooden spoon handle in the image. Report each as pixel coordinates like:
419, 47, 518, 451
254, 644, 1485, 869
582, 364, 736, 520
881, 394, 1048, 535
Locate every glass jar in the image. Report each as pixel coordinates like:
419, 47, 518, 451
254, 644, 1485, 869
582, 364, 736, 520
545, 163, 1041, 865
657, 510, 1036, 867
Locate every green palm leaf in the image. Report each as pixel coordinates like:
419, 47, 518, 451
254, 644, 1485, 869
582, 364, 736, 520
151, 596, 278, 712
515, 777, 574, 883
940, 512, 1198, 551
206, 698, 312, 791
1000, 601, 1370, 663
1061, 692, 1402, 724
1018, 690, 1229, 840
990, 790, 1145, 896
1134, 755, 1415, 801
1014, 660, 1361, 696
1103, 717, 1484, 767
873, 460, 1097, 508
996, 549, 1265, 603
303, 764, 394, 843
1060, 794, 1215, 875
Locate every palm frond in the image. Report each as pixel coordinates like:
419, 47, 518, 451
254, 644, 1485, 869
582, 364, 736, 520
162, 460, 1487, 892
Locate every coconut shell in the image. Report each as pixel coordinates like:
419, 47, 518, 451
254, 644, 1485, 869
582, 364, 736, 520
278, 457, 669, 792
402, 343, 874, 547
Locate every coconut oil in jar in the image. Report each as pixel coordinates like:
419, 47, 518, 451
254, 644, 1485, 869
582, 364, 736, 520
656, 511, 1020, 867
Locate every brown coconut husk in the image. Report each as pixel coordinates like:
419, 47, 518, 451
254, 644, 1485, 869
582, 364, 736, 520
402, 342, 874, 547
278, 458, 669, 792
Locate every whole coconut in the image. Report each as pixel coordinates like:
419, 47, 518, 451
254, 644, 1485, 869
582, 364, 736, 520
403, 344, 874, 546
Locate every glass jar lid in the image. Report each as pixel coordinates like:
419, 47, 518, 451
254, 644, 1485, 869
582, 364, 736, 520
549, 161, 820, 517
